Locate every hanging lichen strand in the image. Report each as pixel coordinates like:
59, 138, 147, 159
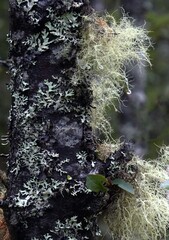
103, 146, 169, 240
74, 14, 151, 140
6, 0, 108, 239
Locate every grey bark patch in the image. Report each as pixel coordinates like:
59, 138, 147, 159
54, 117, 82, 147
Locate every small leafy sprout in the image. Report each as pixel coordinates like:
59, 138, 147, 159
160, 180, 169, 190
112, 178, 134, 194
86, 174, 108, 193
86, 174, 134, 194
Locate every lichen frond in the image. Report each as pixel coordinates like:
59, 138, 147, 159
74, 13, 151, 139
103, 153, 169, 240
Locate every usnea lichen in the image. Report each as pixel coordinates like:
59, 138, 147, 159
103, 149, 169, 240
73, 14, 151, 139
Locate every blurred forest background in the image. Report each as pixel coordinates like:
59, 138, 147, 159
0, 0, 169, 170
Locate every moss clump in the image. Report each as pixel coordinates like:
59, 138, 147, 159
73, 14, 151, 139
103, 148, 169, 240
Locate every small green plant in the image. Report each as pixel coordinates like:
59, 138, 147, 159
86, 174, 108, 193
86, 174, 134, 194
111, 178, 134, 194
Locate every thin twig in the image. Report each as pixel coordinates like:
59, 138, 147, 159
0, 60, 8, 68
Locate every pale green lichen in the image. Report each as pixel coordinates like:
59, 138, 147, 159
32, 233, 53, 240
12, 177, 67, 216
73, 14, 151, 139
76, 151, 87, 166
16, 0, 41, 25
12, 92, 28, 120
56, 158, 70, 176
76, 151, 96, 168
51, 216, 83, 239
14, 139, 54, 175
103, 152, 169, 240
31, 216, 99, 240
23, 0, 38, 12
27, 30, 54, 52
69, 180, 91, 196
26, 11, 80, 53
17, 0, 38, 9
20, 78, 76, 120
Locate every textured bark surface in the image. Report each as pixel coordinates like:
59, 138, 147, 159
2, 1, 137, 239
4, 1, 108, 239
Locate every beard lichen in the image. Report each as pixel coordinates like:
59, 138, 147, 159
103, 151, 169, 240
73, 14, 151, 139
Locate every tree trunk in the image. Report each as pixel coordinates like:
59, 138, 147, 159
1, 1, 142, 239
4, 1, 107, 239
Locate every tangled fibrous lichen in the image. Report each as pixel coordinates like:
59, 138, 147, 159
103, 147, 169, 240
73, 14, 151, 139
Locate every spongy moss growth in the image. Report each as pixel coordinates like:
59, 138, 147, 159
74, 14, 151, 139
103, 146, 169, 240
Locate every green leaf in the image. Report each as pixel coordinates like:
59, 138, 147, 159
112, 178, 134, 194
86, 174, 108, 193
160, 180, 169, 190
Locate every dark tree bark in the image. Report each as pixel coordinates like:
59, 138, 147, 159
2, 0, 113, 239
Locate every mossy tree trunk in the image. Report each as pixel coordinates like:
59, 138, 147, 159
3, 0, 108, 239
